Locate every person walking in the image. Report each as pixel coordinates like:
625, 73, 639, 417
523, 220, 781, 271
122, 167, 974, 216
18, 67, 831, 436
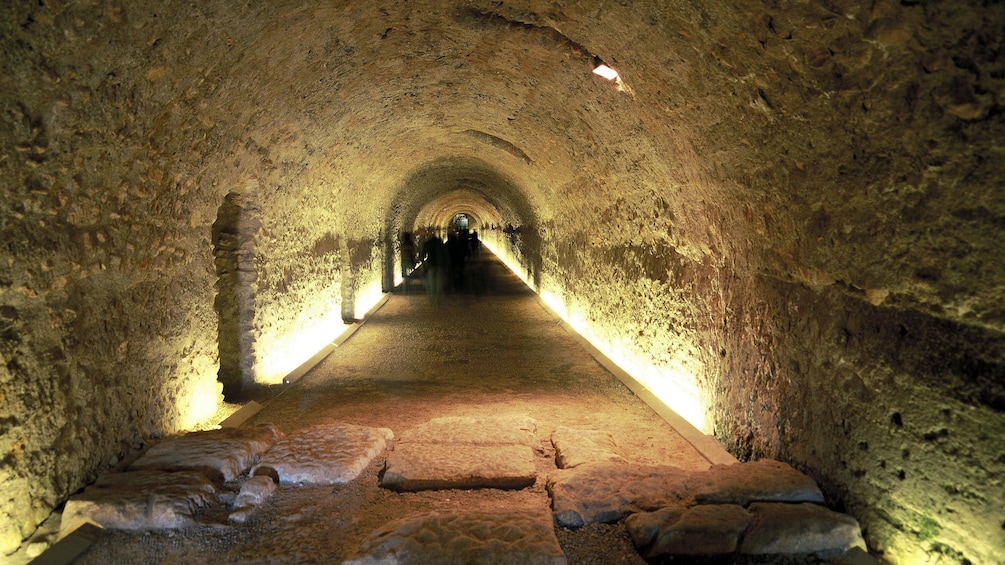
400, 232, 416, 293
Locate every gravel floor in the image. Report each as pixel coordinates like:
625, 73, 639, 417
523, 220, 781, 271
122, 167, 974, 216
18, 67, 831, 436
71, 253, 712, 564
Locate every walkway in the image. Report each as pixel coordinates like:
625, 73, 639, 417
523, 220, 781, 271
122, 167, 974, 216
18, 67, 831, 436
49, 252, 867, 564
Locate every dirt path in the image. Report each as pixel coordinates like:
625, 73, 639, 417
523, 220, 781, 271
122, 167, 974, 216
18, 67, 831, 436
76, 253, 709, 564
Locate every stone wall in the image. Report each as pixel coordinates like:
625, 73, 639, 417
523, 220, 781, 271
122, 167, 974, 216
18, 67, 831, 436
1, 0, 1002, 562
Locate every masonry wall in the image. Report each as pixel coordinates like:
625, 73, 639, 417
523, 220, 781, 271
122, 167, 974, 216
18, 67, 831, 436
1, 1, 1002, 563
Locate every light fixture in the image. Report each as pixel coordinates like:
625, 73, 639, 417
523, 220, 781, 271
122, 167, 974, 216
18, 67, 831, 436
591, 56, 633, 96
592, 59, 620, 81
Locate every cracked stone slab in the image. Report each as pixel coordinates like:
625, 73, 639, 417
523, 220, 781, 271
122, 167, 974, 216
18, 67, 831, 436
739, 502, 867, 558
59, 470, 217, 538
398, 415, 538, 447
547, 459, 824, 528
251, 423, 393, 485
228, 475, 278, 524
547, 463, 692, 527
687, 459, 824, 505
551, 427, 627, 469
128, 423, 283, 482
345, 509, 567, 565
626, 504, 752, 557
381, 443, 537, 491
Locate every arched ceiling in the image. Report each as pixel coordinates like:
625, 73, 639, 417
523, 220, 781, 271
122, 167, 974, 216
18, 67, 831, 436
414, 190, 503, 230
187, 0, 714, 247
396, 157, 527, 231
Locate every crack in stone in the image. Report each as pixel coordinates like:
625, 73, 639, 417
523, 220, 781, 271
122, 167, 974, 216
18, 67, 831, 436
454, 5, 597, 63
463, 129, 533, 164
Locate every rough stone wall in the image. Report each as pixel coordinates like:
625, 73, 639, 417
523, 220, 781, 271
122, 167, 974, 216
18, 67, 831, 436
524, 1, 1005, 563
0, 1, 367, 551
0, 2, 232, 552
1, 0, 1003, 562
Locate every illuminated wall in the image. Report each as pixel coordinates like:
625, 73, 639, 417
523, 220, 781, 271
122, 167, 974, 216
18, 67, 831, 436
1, 1, 1003, 563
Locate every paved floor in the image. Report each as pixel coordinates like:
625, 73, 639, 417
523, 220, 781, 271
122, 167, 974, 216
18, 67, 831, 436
63, 251, 710, 564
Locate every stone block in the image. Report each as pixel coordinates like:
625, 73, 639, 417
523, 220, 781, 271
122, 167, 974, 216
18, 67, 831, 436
739, 502, 867, 557
687, 459, 824, 505
550, 427, 627, 469
399, 415, 538, 447
623, 506, 685, 551
345, 509, 567, 565
626, 504, 751, 557
546, 463, 691, 528
381, 443, 537, 492
129, 423, 283, 482
252, 423, 393, 485
59, 471, 216, 538
228, 475, 277, 523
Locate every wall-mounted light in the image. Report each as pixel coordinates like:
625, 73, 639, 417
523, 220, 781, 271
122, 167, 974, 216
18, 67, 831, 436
592, 57, 620, 81
590, 58, 615, 80
592, 56, 633, 96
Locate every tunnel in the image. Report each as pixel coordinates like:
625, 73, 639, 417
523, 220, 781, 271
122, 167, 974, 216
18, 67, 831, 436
1, 1, 1003, 563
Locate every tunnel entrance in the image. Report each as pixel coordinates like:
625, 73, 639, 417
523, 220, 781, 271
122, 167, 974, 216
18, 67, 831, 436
212, 192, 260, 400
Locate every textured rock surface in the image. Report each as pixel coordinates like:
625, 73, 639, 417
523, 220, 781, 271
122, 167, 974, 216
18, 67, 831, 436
547, 463, 691, 527
129, 423, 283, 482
740, 502, 867, 557
687, 459, 824, 505
58, 471, 216, 538
548, 459, 823, 528
551, 427, 627, 469
252, 424, 393, 485
345, 510, 567, 565
381, 443, 537, 492
1, 1, 1003, 562
228, 475, 278, 524
626, 504, 752, 557
398, 415, 539, 447
382, 415, 541, 491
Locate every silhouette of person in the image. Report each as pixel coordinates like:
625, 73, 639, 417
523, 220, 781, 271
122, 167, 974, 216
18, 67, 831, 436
469, 230, 480, 258
420, 234, 447, 302
400, 232, 416, 293
447, 231, 468, 292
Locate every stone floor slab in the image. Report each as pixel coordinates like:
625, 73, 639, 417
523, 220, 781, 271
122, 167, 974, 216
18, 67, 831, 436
228, 475, 278, 524
626, 504, 751, 557
59, 470, 217, 538
547, 459, 824, 529
551, 427, 627, 469
128, 423, 283, 482
399, 415, 538, 447
252, 423, 393, 485
740, 502, 867, 557
344, 509, 567, 565
687, 459, 824, 505
546, 463, 692, 527
381, 443, 537, 491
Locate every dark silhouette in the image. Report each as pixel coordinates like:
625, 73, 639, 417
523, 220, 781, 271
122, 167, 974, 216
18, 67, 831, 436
469, 230, 480, 258
400, 232, 416, 293
447, 231, 468, 291
420, 235, 447, 302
